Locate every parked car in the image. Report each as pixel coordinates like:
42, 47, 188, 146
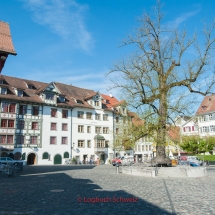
0, 157, 24, 171
112, 156, 134, 166
187, 156, 202, 166
112, 157, 123, 166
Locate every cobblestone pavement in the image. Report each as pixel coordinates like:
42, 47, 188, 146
0, 164, 215, 215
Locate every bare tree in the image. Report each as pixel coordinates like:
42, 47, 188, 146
107, 1, 215, 164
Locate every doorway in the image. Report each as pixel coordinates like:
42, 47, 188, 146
54, 154, 62, 165
27, 153, 36, 165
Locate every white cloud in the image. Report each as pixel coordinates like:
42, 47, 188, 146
22, 0, 93, 52
168, 8, 201, 28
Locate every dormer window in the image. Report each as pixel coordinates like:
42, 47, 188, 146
28, 85, 34, 89
17, 90, 23, 97
58, 96, 65, 103
0, 80, 4, 84
77, 100, 83, 104
94, 101, 99, 106
1, 87, 7, 95
46, 93, 54, 100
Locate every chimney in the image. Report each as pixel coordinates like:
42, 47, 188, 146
110, 93, 113, 98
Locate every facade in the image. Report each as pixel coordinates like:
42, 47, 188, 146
0, 74, 140, 165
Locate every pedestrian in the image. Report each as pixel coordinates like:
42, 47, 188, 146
89, 157, 93, 165
97, 157, 100, 165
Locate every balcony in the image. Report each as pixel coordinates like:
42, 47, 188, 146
94, 147, 108, 154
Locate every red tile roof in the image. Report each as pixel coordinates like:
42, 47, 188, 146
196, 94, 215, 115
167, 126, 180, 142
0, 21, 16, 55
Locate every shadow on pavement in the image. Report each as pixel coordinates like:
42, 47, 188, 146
20, 164, 96, 175
0, 166, 175, 215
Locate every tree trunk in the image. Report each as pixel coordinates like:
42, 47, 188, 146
155, 83, 171, 165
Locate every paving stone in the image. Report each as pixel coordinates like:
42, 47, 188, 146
0, 165, 215, 214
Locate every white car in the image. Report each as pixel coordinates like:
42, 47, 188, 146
0, 157, 24, 170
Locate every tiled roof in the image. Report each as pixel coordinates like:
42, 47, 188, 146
196, 94, 215, 115
0, 75, 48, 103
0, 21, 16, 55
0, 75, 101, 109
167, 126, 180, 142
129, 112, 144, 126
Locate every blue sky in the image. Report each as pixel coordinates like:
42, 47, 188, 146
0, 0, 214, 99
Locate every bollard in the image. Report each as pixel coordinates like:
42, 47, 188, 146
116, 162, 119, 174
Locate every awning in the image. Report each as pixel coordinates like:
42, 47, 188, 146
94, 135, 105, 140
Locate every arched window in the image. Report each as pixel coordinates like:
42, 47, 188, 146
21, 153, 26, 160
64, 152, 69, 158
8, 153, 14, 159
42, 152, 49, 159
14, 152, 21, 160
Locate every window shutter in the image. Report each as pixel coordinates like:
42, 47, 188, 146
183, 127, 185, 132
192, 126, 194, 131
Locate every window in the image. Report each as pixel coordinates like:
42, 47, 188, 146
28, 85, 34, 89
1, 119, 7, 127
202, 126, 209, 133
16, 135, 24, 144
209, 114, 213, 120
51, 108, 57, 117
7, 135, 13, 144
87, 140, 91, 148
78, 125, 84, 133
94, 101, 99, 106
146, 145, 148, 151
95, 127, 101, 134
50, 137, 56, 144
42, 152, 49, 159
30, 136, 38, 144
1, 87, 7, 94
17, 121, 25, 129
8, 120, 14, 128
116, 128, 119, 134
87, 126, 91, 133
9, 103, 16, 113
86, 112, 92, 119
78, 111, 84, 118
62, 110, 68, 118
46, 93, 54, 100
95, 113, 100, 120
51, 123, 57, 130
202, 116, 206, 122
97, 140, 104, 148
64, 152, 69, 158
105, 141, 109, 148
0, 135, 6, 144
32, 122, 38, 130
62, 123, 67, 131
19, 105, 27, 115
103, 127, 109, 134
183, 127, 191, 132
62, 137, 67, 144
116, 117, 119, 123
78, 140, 85, 148
103, 114, 108, 121
17, 90, 23, 97
210, 125, 215, 132
32, 106, 39, 116
2, 102, 8, 112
